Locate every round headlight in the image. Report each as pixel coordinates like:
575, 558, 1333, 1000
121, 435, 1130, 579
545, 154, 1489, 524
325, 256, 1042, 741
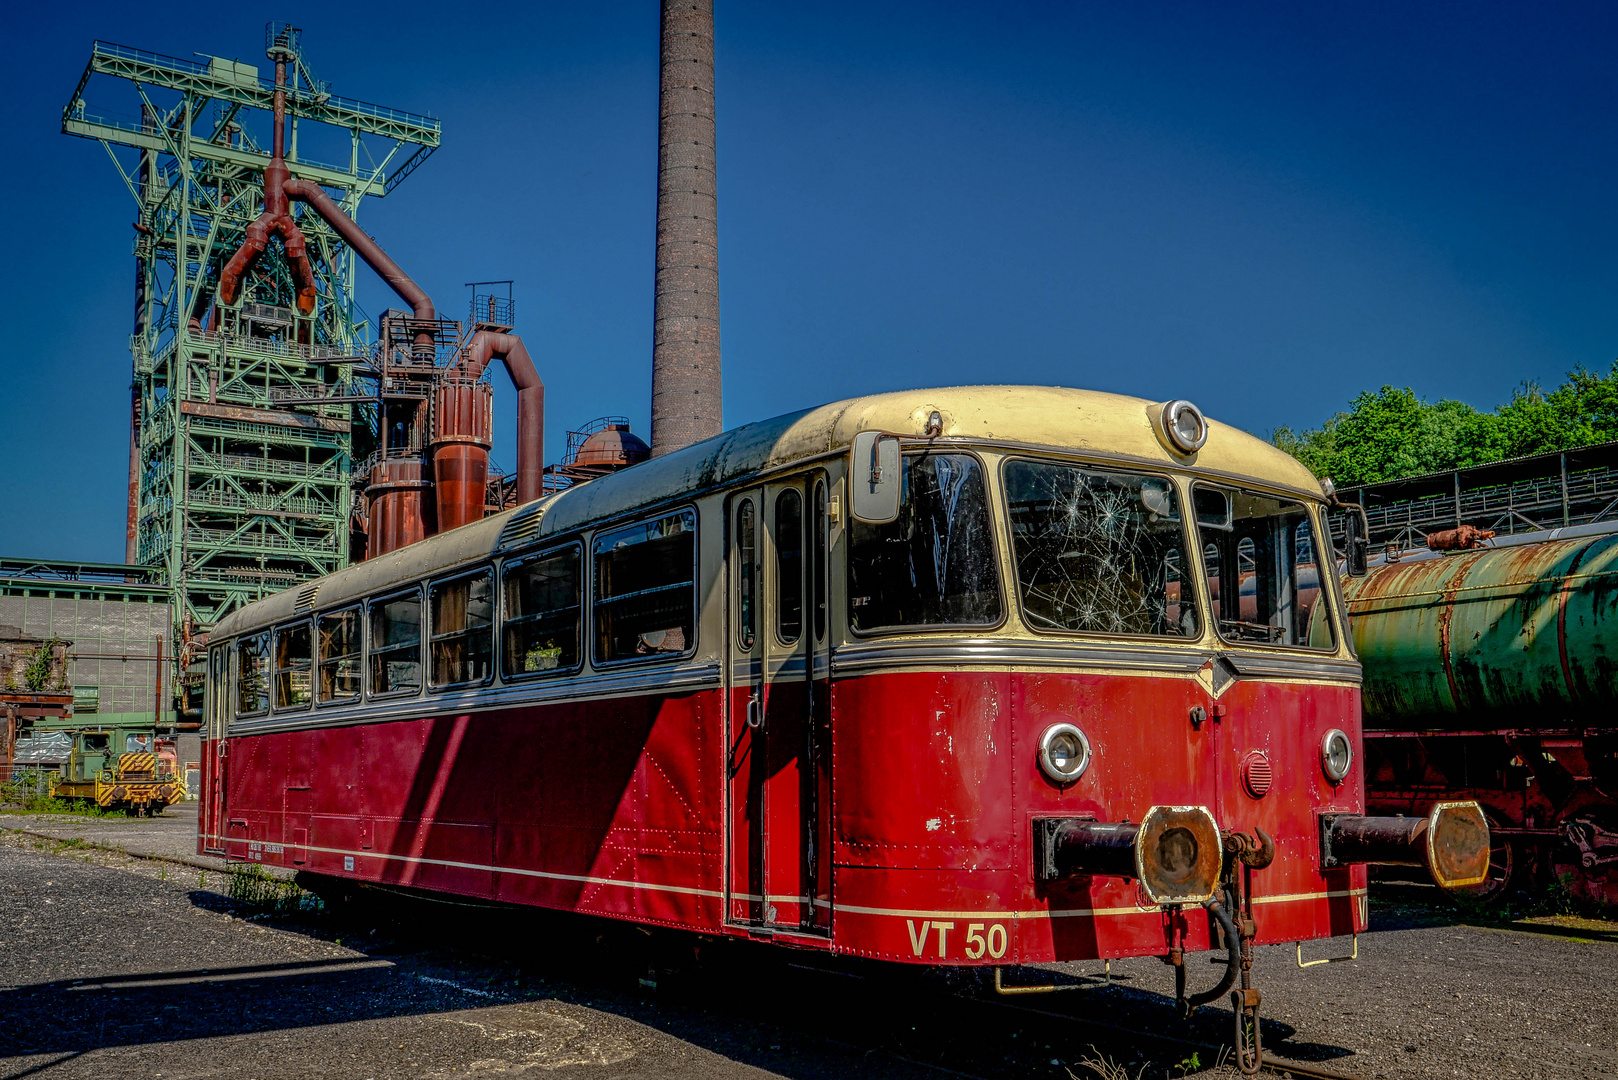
1161, 400, 1209, 454
1039, 723, 1091, 784
1321, 728, 1353, 784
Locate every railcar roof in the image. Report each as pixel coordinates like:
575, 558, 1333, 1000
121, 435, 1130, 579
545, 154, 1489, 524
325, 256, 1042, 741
212, 384, 1319, 638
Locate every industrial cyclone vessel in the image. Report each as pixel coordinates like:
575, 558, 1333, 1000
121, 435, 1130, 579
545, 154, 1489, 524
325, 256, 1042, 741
200, 386, 1489, 1072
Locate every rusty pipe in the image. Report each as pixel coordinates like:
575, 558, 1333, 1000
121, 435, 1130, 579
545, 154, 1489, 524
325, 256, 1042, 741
452, 331, 545, 505
282, 178, 435, 326
215, 59, 316, 315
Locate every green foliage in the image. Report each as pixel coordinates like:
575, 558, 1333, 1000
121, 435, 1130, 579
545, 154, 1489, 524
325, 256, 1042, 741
1271, 362, 1618, 485
22, 640, 62, 692
226, 863, 315, 913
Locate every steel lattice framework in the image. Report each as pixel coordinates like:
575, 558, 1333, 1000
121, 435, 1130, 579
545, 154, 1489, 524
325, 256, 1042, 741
63, 28, 440, 636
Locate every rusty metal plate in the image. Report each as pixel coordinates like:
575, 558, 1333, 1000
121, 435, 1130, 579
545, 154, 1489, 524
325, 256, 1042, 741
1134, 805, 1222, 905
1426, 800, 1491, 888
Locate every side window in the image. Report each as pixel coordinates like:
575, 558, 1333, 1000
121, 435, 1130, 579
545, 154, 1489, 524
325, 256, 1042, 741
273, 622, 313, 710
776, 488, 803, 644
236, 632, 270, 715
848, 453, 1002, 631
369, 589, 423, 696
812, 479, 828, 642
593, 509, 697, 663
736, 499, 757, 650
318, 607, 363, 704
430, 569, 495, 688
502, 546, 582, 677
208, 645, 226, 733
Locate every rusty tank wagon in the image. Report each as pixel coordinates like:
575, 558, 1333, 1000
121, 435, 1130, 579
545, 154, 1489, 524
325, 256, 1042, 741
1343, 532, 1618, 906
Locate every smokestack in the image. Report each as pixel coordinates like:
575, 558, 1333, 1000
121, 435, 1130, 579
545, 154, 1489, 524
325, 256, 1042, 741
650, 0, 722, 457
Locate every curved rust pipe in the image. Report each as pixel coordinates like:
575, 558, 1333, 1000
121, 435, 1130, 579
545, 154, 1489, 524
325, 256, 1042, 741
216, 59, 317, 316
453, 331, 545, 505
281, 179, 434, 325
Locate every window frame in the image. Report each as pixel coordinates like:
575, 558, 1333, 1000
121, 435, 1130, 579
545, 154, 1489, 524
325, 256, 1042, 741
500, 542, 586, 682
271, 618, 315, 713
590, 505, 700, 668
315, 604, 364, 707
774, 486, 805, 647
428, 566, 498, 692
366, 585, 426, 700
845, 448, 1008, 638
999, 455, 1204, 644
234, 631, 271, 719
1190, 480, 1337, 653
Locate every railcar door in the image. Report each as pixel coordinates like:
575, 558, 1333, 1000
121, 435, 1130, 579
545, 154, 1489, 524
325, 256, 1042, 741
202, 643, 228, 854
726, 476, 832, 933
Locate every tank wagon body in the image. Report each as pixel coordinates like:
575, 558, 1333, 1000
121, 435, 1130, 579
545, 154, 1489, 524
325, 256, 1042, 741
1346, 533, 1618, 905
202, 386, 1487, 1063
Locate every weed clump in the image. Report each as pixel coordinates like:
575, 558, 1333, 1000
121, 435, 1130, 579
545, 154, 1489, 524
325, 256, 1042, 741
226, 863, 316, 913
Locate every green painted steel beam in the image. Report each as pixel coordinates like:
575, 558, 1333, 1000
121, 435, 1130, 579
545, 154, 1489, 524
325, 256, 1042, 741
63, 117, 381, 194
82, 41, 440, 148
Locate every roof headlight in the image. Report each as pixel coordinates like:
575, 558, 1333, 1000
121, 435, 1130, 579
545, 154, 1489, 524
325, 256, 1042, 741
1322, 728, 1353, 784
1039, 723, 1091, 784
1161, 400, 1209, 454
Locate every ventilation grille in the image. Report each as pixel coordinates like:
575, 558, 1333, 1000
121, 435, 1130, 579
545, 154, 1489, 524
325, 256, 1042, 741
497, 502, 548, 551
1242, 752, 1273, 800
293, 582, 321, 612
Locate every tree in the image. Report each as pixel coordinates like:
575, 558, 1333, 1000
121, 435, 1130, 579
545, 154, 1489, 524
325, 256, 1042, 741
1271, 362, 1618, 484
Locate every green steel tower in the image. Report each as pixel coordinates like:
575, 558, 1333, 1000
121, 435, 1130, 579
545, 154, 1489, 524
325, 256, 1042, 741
62, 26, 440, 647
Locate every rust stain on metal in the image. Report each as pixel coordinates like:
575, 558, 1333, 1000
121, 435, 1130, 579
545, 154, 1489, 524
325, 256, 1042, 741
1426, 524, 1495, 550
1436, 552, 1478, 713
1556, 540, 1590, 707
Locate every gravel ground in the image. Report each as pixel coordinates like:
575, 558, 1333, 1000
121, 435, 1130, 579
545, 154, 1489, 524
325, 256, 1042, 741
2, 813, 1615, 1080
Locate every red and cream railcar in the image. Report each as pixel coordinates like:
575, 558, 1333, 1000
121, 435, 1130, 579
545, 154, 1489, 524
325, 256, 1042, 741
200, 386, 1487, 1014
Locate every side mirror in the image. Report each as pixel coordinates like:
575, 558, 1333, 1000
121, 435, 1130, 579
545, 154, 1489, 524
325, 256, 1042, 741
850, 431, 901, 523
1344, 507, 1370, 578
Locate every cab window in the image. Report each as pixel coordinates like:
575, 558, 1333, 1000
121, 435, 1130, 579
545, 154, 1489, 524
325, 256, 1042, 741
1194, 485, 1334, 649
848, 453, 1001, 631
1004, 461, 1199, 638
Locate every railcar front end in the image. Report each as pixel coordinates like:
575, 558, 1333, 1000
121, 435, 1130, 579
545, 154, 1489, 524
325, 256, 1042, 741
198, 386, 1490, 1071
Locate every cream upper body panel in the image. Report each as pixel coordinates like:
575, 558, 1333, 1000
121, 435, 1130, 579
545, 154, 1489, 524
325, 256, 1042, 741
211, 385, 1323, 641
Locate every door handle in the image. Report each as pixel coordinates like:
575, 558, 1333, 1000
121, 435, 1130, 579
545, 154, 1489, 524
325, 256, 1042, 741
746, 695, 763, 729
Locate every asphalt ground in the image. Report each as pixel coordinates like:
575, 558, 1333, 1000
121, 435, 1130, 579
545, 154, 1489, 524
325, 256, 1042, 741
1, 809, 1614, 1080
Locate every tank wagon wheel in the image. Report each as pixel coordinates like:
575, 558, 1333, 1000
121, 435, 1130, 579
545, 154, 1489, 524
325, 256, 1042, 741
1447, 823, 1514, 908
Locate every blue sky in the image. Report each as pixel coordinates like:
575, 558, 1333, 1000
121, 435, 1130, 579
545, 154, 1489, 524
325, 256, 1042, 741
5, 2, 1618, 560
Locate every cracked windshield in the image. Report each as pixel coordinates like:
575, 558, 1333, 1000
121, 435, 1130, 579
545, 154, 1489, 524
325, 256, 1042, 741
1194, 485, 1333, 649
1004, 461, 1199, 638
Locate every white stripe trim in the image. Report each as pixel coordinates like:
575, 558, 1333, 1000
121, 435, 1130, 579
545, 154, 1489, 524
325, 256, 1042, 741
204, 833, 1366, 919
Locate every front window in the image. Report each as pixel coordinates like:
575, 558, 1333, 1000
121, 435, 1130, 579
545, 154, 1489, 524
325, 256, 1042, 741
1194, 485, 1334, 649
848, 452, 1001, 632
1004, 461, 1199, 638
